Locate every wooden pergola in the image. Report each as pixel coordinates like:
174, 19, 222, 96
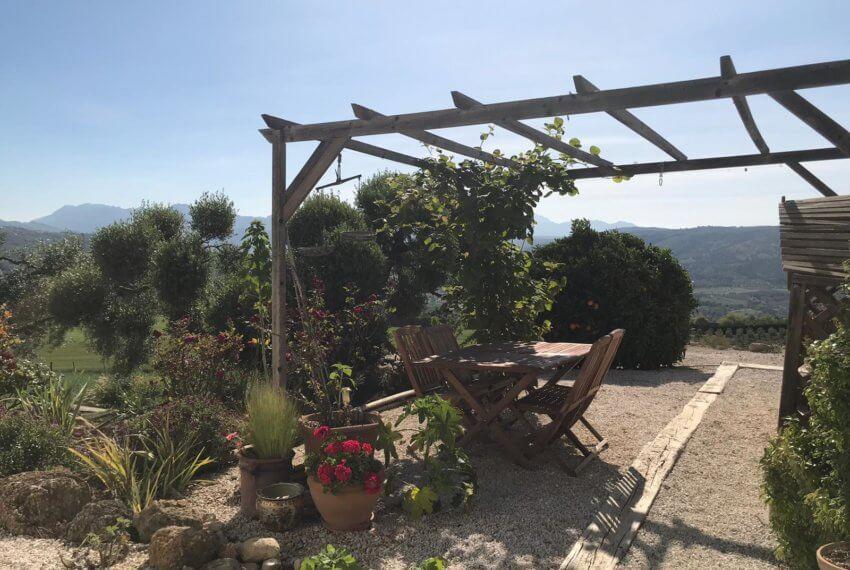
260, 56, 850, 422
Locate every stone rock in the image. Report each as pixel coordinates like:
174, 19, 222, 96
261, 559, 282, 570
748, 342, 771, 353
148, 525, 221, 570
239, 537, 281, 562
219, 542, 239, 559
133, 499, 215, 543
202, 559, 242, 570
241, 564, 259, 570
65, 499, 129, 544
0, 469, 91, 537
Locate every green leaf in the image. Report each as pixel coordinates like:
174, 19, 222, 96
403, 485, 438, 519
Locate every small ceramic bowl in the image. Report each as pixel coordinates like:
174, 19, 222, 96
256, 482, 306, 531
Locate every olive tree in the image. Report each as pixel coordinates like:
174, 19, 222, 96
47, 191, 236, 373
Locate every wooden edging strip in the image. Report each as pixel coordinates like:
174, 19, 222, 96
738, 362, 784, 371
560, 362, 740, 569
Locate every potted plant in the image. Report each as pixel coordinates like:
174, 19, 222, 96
298, 363, 381, 453
818, 542, 850, 570
304, 429, 385, 531
235, 379, 299, 517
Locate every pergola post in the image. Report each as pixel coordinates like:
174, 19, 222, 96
271, 131, 288, 388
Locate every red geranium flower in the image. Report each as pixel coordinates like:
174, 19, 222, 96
317, 463, 334, 485
334, 463, 352, 483
341, 439, 361, 454
324, 442, 340, 455
312, 426, 331, 441
361, 443, 373, 455
225, 432, 239, 442
363, 472, 382, 495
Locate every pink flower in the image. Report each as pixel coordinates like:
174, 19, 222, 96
341, 440, 361, 454
334, 463, 352, 483
317, 463, 334, 485
312, 426, 331, 441
183, 334, 198, 344
225, 432, 239, 442
217, 332, 229, 344
361, 443, 373, 456
364, 472, 382, 495
324, 442, 340, 455
215, 370, 224, 380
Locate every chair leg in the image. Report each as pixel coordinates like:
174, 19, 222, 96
579, 416, 605, 442
567, 428, 608, 474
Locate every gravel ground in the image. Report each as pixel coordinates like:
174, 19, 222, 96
620, 366, 782, 569
0, 346, 783, 569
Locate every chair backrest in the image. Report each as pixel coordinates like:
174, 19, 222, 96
549, 329, 624, 435
393, 325, 446, 396
422, 324, 474, 383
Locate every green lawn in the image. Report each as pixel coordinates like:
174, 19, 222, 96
37, 328, 109, 388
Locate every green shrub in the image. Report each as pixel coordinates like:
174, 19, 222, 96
300, 544, 363, 570
0, 410, 68, 476
533, 220, 697, 368
15, 374, 87, 437
130, 395, 236, 466
151, 318, 245, 404
762, 312, 850, 568
289, 194, 388, 311
90, 375, 165, 416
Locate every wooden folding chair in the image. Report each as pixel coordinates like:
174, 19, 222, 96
515, 329, 624, 474
393, 324, 511, 402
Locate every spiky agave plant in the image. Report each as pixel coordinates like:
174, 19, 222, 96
245, 380, 299, 459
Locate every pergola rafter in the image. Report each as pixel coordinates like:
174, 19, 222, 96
262, 55, 850, 390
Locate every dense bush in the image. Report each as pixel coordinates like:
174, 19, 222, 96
129, 395, 236, 466
289, 194, 388, 311
0, 409, 68, 476
0, 305, 62, 394
762, 308, 850, 568
90, 375, 165, 417
356, 172, 447, 319
534, 220, 696, 368
151, 317, 245, 404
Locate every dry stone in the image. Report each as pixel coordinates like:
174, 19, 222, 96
66, 499, 128, 543
133, 499, 215, 542
0, 469, 90, 537
148, 525, 221, 569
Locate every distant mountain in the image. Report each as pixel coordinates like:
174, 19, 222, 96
1, 204, 787, 318
6, 203, 271, 243
534, 215, 635, 237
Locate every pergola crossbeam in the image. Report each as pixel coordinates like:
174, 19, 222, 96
572, 75, 687, 161
785, 161, 837, 197
351, 103, 518, 168
282, 138, 348, 221
564, 147, 844, 180
721, 56, 837, 197
262, 116, 424, 168
450, 90, 618, 175
280, 59, 850, 142
769, 90, 850, 155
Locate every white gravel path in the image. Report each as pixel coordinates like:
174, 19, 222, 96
0, 346, 783, 569
620, 366, 782, 569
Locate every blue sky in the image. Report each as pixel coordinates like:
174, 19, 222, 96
1, 1, 848, 227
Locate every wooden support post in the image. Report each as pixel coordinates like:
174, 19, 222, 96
779, 281, 806, 428
270, 131, 288, 389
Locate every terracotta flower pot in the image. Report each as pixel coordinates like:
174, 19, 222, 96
818, 542, 850, 570
299, 412, 381, 454
238, 450, 295, 517
306, 476, 381, 531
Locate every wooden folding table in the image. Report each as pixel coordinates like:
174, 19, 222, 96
414, 341, 591, 467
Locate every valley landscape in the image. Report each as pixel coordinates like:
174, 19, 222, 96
1, 203, 786, 320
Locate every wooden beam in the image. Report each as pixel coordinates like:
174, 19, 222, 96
784, 161, 837, 197
270, 132, 287, 389
261, 117, 424, 168
720, 56, 770, 155
565, 147, 845, 180
350, 103, 517, 168
283, 137, 348, 221
769, 90, 850, 155
450, 90, 618, 175
720, 57, 836, 197
779, 283, 806, 429
280, 59, 850, 141
572, 75, 687, 161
